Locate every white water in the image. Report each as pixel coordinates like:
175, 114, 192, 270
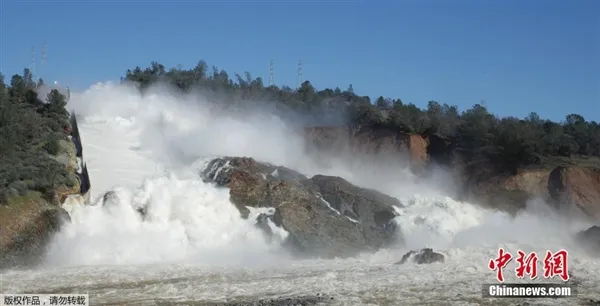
1, 82, 599, 305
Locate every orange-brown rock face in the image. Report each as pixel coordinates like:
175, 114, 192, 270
548, 167, 600, 220
503, 169, 551, 196
407, 134, 429, 167
463, 166, 600, 219
464, 169, 553, 215
304, 125, 428, 167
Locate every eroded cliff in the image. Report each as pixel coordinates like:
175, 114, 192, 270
304, 125, 600, 220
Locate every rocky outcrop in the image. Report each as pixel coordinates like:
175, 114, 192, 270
426, 133, 454, 166
548, 167, 600, 219
407, 134, 429, 167
303, 126, 351, 158
304, 125, 429, 168
395, 248, 445, 265
0, 113, 90, 269
576, 226, 600, 254
0, 198, 70, 267
462, 169, 551, 215
466, 166, 600, 218
202, 156, 403, 258
69, 113, 91, 199
304, 125, 600, 220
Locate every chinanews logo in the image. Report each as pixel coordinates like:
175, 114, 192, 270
488, 248, 569, 282
483, 248, 575, 299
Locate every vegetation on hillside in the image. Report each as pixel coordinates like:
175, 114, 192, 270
1, 60, 595, 203
123, 61, 600, 174
0, 69, 76, 205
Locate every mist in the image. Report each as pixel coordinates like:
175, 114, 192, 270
35, 83, 70, 103
44, 80, 593, 269
2, 79, 596, 306
66, 81, 453, 197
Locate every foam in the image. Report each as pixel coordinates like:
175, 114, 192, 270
2, 82, 598, 305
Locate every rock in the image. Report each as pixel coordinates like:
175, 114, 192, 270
254, 213, 276, 243
406, 134, 429, 169
303, 126, 351, 159
450, 165, 600, 220
304, 175, 402, 249
303, 125, 600, 220
0, 203, 71, 269
459, 167, 553, 216
395, 248, 445, 265
52, 139, 84, 204
426, 133, 453, 167
255, 213, 273, 234
202, 156, 404, 258
303, 125, 427, 171
61, 194, 88, 215
548, 167, 600, 220
101, 191, 119, 206
101, 191, 147, 218
202, 157, 307, 219
576, 226, 600, 254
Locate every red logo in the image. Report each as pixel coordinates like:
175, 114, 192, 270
488, 248, 513, 282
543, 249, 569, 281
489, 249, 569, 282
515, 250, 539, 280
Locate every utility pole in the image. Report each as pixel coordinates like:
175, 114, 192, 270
30, 45, 36, 82
297, 59, 303, 89
41, 40, 47, 81
269, 59, 274, 86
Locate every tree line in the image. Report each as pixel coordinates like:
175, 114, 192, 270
1, 58, 596, 205
0, 69, 76, 204
123, 61, 600, 174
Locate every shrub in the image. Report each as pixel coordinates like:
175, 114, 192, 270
43, 135, 61, 155
0, 71, 74, 205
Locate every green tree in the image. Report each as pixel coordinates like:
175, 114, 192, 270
0, 70, 74, 205
118, 59, 600, 174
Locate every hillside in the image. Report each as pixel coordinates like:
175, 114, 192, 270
0, 69, 89, 267
123, 61, 600, 171
123, 61, 600, 218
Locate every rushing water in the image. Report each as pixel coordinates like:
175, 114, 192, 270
1, 83, 598, 305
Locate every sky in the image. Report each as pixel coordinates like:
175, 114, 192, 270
1, 0, 599, 122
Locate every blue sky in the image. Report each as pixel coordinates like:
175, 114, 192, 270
1, 0, 598, 122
